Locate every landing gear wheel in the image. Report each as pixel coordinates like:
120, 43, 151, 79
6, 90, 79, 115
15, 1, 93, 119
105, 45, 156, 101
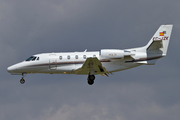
20, 78, 25, 84
87, 75, 95, 85
88, 80, 94, 85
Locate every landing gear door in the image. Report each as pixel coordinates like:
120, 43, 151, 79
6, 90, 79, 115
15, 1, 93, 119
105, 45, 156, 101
49, 54, 57, 70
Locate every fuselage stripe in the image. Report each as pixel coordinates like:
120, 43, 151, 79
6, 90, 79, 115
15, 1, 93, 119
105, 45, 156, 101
24, 59, 111, 68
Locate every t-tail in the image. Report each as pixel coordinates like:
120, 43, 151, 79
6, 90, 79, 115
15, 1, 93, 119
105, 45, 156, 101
145, 24, 173, 56
126, 24, 173, 65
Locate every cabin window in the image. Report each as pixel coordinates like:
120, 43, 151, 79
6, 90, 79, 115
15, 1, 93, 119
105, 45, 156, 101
93, 55, 96, 57
67, 55, 70, 59
83, 55, 86, 59
75, 55, 78, 59
59, 56, 62, 60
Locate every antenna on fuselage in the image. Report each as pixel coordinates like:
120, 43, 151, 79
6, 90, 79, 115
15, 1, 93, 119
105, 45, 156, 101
84, 49, 87, 52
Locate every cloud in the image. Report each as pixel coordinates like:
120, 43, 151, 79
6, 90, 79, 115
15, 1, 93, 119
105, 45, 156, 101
41, 102, 180, 120
40, 103, 117, 120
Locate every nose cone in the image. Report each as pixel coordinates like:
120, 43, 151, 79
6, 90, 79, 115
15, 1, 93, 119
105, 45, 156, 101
7, 65, 16, 73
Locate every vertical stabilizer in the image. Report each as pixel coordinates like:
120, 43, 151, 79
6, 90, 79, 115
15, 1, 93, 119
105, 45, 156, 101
146, 25, 173, 56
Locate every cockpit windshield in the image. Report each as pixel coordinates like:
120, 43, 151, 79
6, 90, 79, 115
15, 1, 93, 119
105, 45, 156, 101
25, 56, 39, 61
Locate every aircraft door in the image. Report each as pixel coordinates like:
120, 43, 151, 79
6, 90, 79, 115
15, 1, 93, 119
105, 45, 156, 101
49, 54, 57, 70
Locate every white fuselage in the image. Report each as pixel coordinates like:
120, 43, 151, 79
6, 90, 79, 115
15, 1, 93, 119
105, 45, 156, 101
7, 51, 140, 75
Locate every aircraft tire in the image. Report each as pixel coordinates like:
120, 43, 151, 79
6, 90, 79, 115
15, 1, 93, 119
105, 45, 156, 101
87, 80, 94, 85
87, 75, 95, 85
20, 78, 25, 84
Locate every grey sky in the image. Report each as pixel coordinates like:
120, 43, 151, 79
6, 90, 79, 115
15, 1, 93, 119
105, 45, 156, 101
1, 0, 180, 120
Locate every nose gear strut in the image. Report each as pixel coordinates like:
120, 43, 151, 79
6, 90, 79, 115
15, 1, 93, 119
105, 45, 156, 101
20, 73, 27, 84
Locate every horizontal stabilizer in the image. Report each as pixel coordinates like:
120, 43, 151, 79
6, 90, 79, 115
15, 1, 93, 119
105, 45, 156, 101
147, 40, 163, 50
135, 60, 156, 65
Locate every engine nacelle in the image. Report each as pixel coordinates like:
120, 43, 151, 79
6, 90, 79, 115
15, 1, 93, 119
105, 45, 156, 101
100, 49, 124, 59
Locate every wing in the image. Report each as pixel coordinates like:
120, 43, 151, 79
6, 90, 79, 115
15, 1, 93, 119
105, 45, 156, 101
74, 57, 108, 76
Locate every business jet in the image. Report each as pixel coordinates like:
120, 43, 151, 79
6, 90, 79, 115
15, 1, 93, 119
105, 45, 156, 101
7, 25, 173, 85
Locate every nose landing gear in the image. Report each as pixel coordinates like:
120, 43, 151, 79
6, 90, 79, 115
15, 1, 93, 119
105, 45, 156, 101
20, 73, 27, 84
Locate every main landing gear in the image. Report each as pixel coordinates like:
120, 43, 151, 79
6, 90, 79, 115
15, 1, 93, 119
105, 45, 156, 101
87, 75, 95, 85
20, 73, 27, 84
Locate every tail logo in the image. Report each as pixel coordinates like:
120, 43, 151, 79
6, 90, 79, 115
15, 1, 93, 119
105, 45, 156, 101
159, 31, 166, 36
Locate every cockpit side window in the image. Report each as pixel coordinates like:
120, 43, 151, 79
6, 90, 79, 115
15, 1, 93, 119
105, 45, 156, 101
37, 57, 39, 60
32, 57, 37, 61
26, 56, 34, 61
